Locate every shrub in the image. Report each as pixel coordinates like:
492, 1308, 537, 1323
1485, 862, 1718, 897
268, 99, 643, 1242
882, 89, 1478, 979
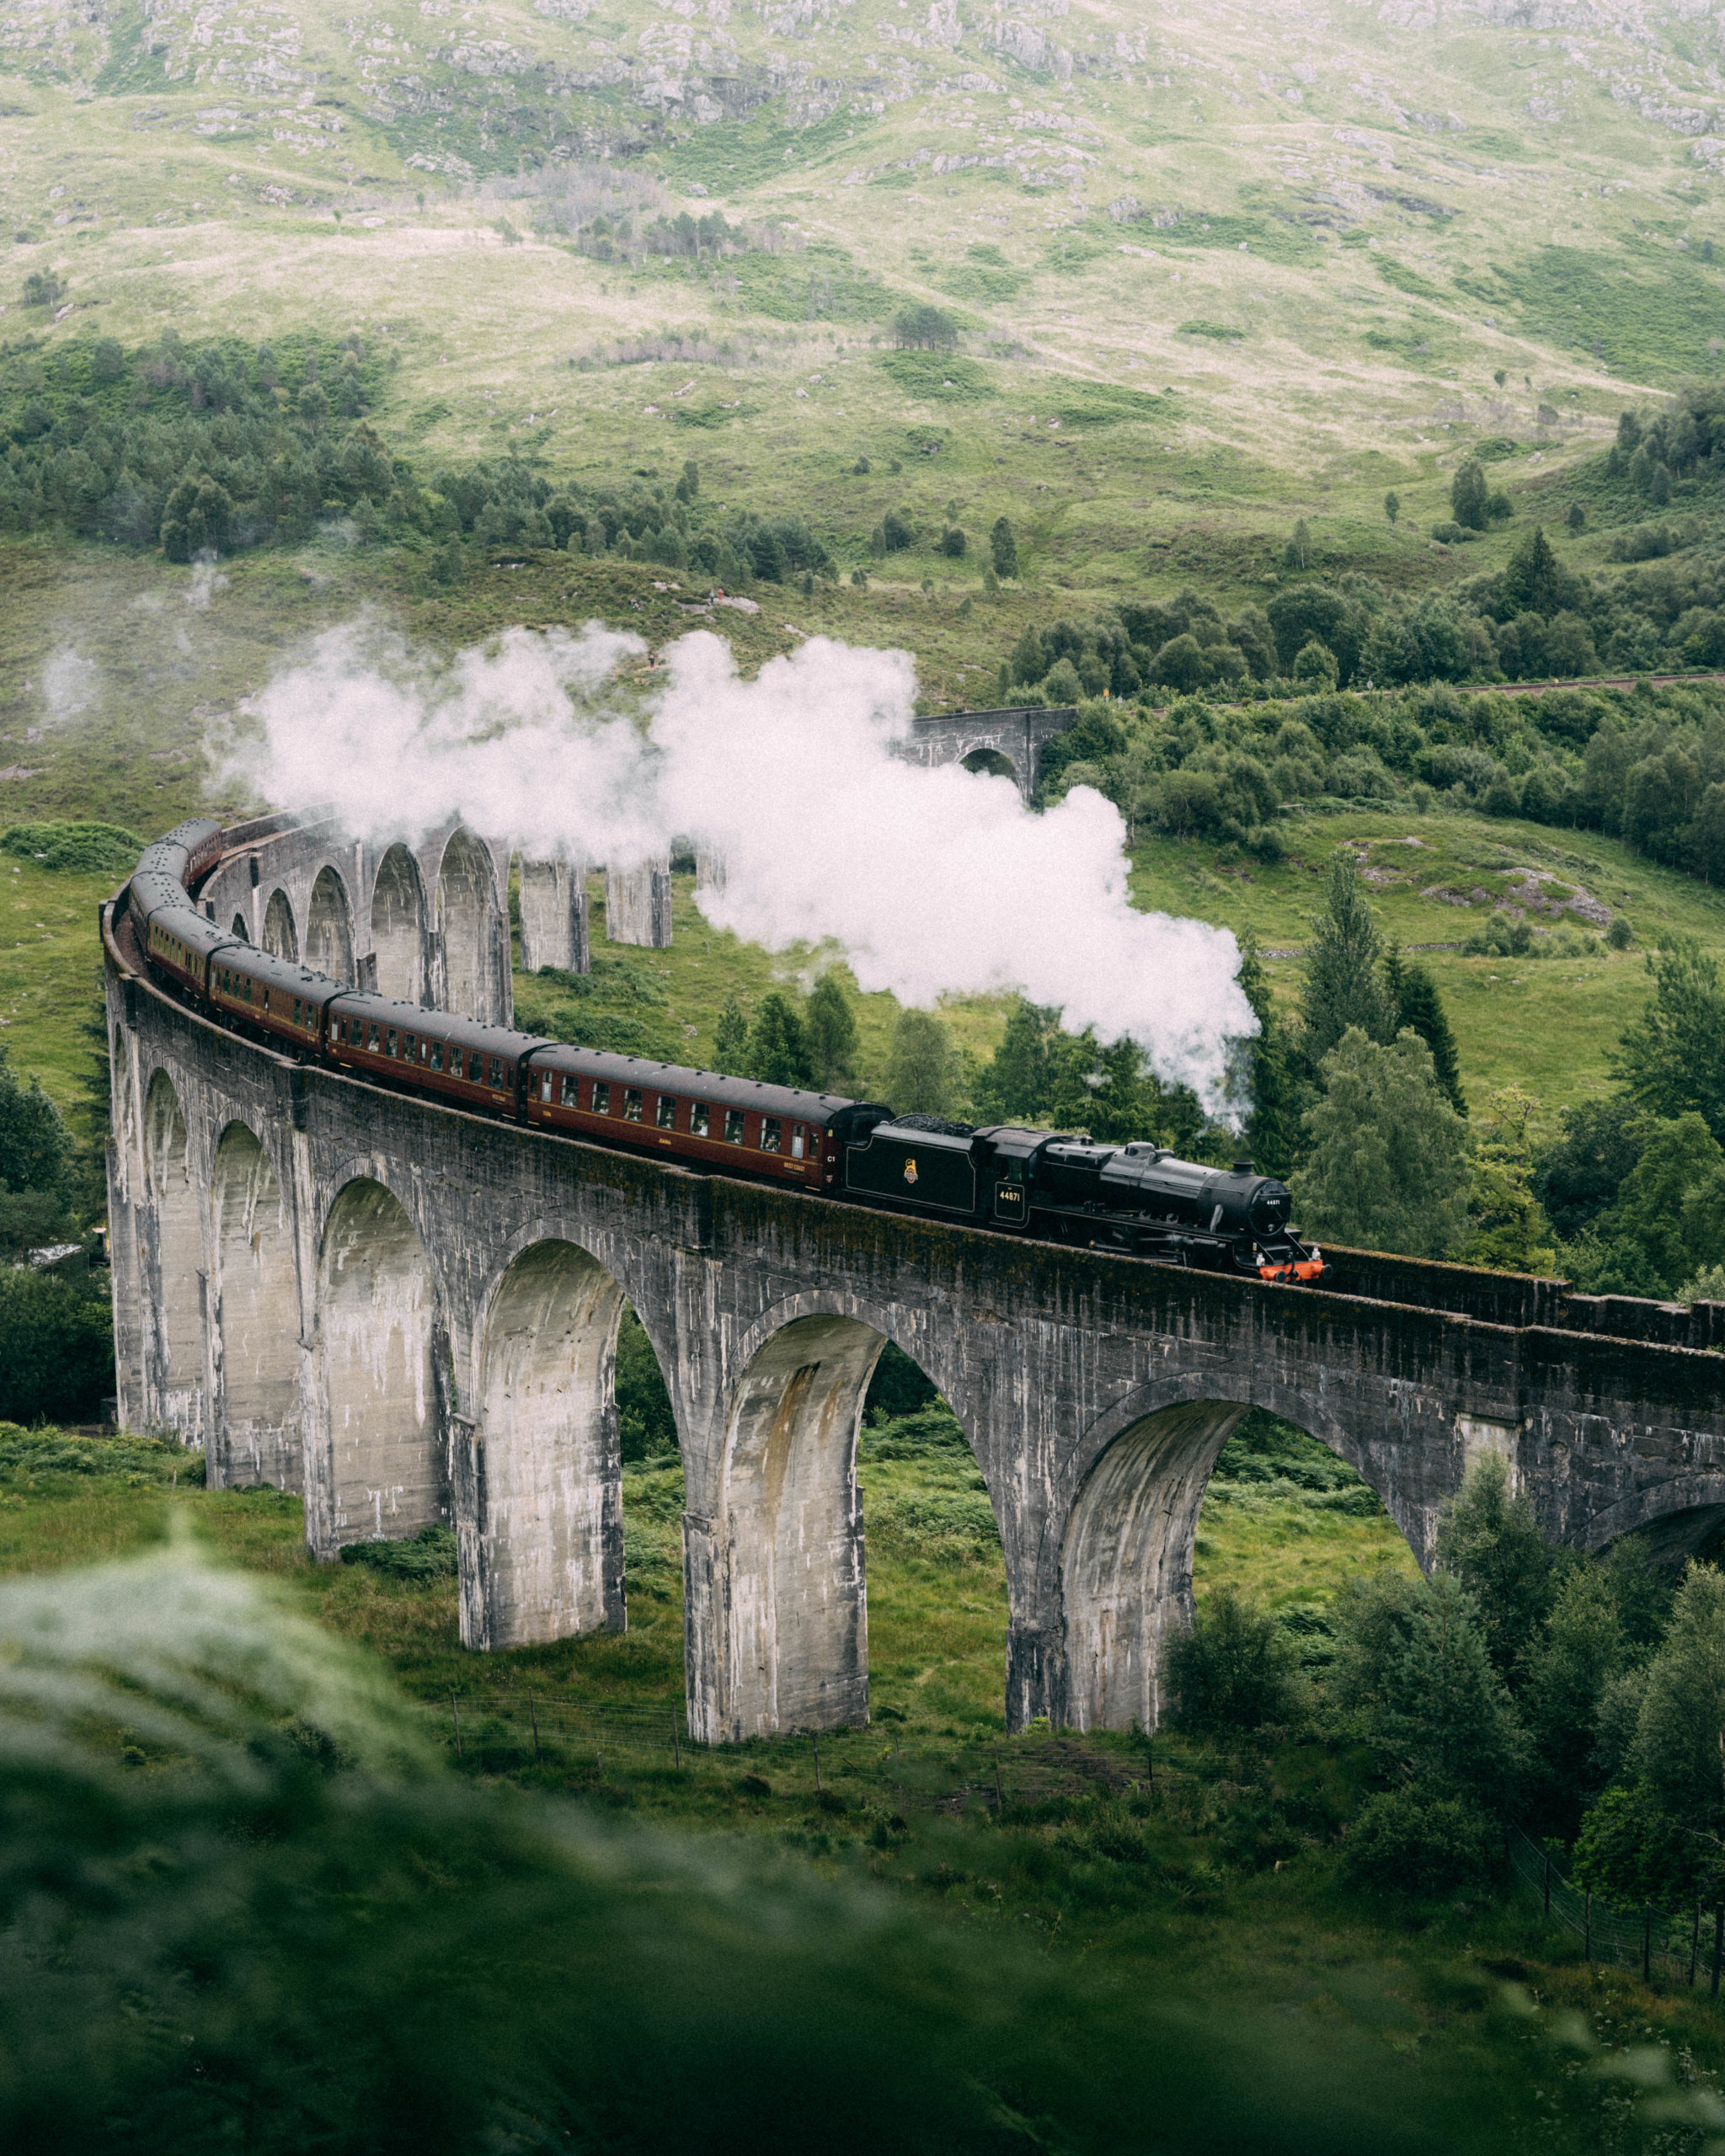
1338, 1788, 1496, 1897
339, 1524, 458, 1580
0, 821, 142, 876
1163, 1586, 1303, 1734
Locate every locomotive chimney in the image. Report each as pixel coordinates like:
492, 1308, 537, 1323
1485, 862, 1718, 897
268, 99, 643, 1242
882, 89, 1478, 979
1231, 1158, 1254, 1174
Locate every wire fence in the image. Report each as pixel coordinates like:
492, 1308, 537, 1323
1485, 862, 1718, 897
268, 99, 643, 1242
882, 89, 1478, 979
1508, 1825, 1722, 1993
432, 1693, 689, 1771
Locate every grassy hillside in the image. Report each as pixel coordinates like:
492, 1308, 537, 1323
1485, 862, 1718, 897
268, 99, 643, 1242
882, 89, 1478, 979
5, 0, 1725, 629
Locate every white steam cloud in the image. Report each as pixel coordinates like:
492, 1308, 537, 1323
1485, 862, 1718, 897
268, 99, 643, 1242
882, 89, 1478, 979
225, 619, 1256, 1113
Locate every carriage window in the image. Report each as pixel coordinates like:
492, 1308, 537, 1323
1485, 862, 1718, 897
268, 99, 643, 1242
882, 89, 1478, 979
791, 1123, 806, 1160
406, 1034, 419, 1064
592, 1081, 611, 1114
689, 1101, 710, 1137
724, 1109, 745, 1145
386, 1028, 398, 1057
502, 1065, 513, 1087
468, 1050, 483, 1082
656, 1095, 677, 1129
487, 1058, 502, 1087
622, 1088, 643, 1123
540, 1070, 553, 1102
760, 1117, 782, 1153
367, 1022, 380, 1051
558, 1073, 576, 1105
293, 1000, 302, 1025
430, 1041, 443, 1071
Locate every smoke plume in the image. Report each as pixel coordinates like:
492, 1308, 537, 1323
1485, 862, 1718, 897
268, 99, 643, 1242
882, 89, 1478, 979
224, 618, 1257, 1113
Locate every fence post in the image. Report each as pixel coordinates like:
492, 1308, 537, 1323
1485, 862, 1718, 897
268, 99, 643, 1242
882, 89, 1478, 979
1712, 1907, 1722, 2000
529, 1694, 541, 1762
1643, 1904, 1652, 1985
811, 1731, 821, 1793
450, 1693, 462, 1757
1544, 1854, 1551, 1918
671, 1711, 681, 1769
1585, 1890, 1592, 1963
1692, 1903, 1701, 1989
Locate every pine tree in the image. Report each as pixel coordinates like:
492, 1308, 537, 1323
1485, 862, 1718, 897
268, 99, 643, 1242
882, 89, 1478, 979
1613, 934, 1725, 1144
1290, 1027, 1471, 1257
713, 995, 748, 1073
1384, 946, 1466, 1114
984, 997, 1054, 1121
1234, 931, 1300, 1176
1466, 1088, 1558, 1274
1632, 1563, 1725, 1844
887, 1008, 956, 1116
1501, 525, 1562, 616
990, 516, 1018, 580
1007, 623, 1044, 687
804, 972, 858, 1091
1300, 855, 1394, 1066
743, 992, 814, 1086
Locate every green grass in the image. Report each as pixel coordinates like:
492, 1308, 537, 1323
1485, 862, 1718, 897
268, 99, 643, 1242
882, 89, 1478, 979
873, 350, 998, 401
6, 1425, 1723, 2150
1128, 804, 1725, 1119
1455, 245, 1725, 385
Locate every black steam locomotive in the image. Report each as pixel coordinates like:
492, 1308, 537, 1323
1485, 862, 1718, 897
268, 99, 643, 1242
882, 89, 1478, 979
121, 818, 1324, 1284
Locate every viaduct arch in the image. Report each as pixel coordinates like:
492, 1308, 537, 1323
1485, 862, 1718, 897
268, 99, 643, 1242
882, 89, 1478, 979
105, 845, 1725, 1744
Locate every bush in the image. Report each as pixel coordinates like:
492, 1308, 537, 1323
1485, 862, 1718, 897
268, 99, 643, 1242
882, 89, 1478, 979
1338, 1788, 1497, 1897
339, 1524, 457, 1579
1163, 1586, 1304, 1734
0, 821, 142, 876
892, 302, 959, 351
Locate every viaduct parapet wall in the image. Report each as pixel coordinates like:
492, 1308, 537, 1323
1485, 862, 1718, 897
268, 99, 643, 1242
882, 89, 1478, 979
106, 883, 1725, 1743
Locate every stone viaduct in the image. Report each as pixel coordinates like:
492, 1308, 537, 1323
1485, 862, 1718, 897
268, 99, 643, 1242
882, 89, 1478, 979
901, 706, 1080, 801
107, 825, 1725, 1743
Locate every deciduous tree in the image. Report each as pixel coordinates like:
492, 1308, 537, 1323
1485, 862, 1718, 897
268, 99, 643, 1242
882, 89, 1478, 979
887, 1008, 956, 1116
1290, 1027, 1470, 1257
1465, 1089, 1557, 1273
1434, 1450, 1556, 1684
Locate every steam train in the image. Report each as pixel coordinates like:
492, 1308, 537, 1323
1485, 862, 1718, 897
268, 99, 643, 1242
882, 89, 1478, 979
121, 818, 1325, 1284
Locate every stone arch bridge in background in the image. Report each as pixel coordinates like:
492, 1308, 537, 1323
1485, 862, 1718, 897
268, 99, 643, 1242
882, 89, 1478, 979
105, 839, 1725, 1744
